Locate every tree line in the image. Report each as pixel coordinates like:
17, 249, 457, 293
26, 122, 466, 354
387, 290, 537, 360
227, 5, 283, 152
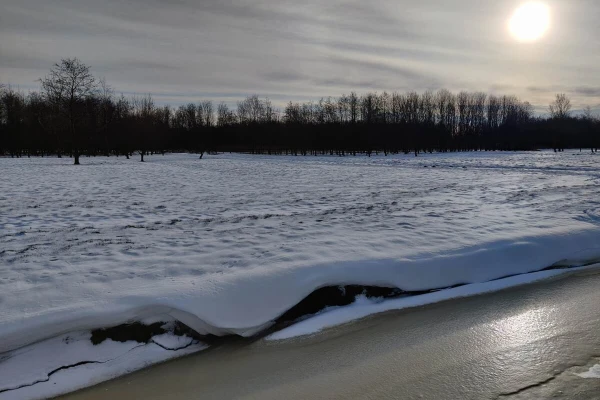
1, 58, 599, 164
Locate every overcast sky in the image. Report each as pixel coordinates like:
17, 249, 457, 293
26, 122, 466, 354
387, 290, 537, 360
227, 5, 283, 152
1, 0, 599, 112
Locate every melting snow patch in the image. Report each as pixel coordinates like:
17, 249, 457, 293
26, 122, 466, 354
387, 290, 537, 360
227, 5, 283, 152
575, 364, 600, 379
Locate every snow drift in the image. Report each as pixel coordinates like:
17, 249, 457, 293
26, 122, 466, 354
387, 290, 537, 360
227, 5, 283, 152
2, 227, 600, 354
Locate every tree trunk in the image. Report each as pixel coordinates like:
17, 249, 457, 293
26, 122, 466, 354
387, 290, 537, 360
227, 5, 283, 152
70, 109, 79, 165
140, 152, 144, 162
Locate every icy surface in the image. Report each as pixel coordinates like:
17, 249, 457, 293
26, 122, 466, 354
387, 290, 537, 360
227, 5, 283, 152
0, 332, 206, 400
2, 151, 600, 352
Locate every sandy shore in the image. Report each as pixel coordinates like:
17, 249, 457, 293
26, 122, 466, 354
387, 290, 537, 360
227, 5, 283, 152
60, 268, 600, 400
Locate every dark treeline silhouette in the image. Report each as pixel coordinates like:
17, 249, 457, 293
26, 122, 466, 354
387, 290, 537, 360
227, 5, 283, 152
1, 58, 599, 164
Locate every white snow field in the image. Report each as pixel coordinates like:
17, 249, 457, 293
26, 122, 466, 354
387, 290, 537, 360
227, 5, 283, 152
2, 151, 600, 398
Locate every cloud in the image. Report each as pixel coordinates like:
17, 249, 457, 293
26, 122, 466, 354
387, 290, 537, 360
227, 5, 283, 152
1, 0, 599, 109
574, 87, 600, 97
262, 71, 308, 83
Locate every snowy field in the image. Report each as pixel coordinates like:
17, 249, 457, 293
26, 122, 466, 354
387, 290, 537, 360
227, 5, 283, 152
2, 151, 600, 398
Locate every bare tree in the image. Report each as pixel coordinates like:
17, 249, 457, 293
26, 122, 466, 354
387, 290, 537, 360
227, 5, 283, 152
284, 102, 302, 124
391, 92, 404, 124
236, 97, 251, 124
337, 95, 350, 124
0, 84, 5, 121
582, 106, 595, 121
98, 78, 115, 155
486, 95, 501, 131
0, 86, 27, 157
39, 58, 98, 164
421, 90, 436, 126
185, 103, 198, 130
549, 93, 572, 119
360, 93, 378, 125
201, 101, 214, 127
217, 102, 236, 127
349, 92, 359, 124
132, 94, 155, 162
0, 84, 7, 125
405, 92, 420, 124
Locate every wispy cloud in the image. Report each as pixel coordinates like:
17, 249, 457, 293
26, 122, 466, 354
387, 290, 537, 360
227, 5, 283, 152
1, 0, 599, 109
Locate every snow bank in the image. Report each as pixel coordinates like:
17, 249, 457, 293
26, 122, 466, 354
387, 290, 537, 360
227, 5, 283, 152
2, 227, 600, 354
267, 267, 595, 340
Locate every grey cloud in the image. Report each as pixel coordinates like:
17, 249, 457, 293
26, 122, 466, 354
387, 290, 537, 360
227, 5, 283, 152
0, 50, 49, 71
574, 87, 600, 97
312, 78, 383, 90
527, 85, 600, 98
1, 0, 600, 109
109, 61, 181, 73
489, 84, 515, 93
526, 86, 552, 94
262, 71, 308, 83
324, 56, 440, 88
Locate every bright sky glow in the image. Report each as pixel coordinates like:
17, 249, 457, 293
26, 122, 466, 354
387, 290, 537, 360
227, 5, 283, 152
509, 2, 551, 42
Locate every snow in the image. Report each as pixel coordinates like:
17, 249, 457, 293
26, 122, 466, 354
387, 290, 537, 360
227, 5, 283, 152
575, 364, 600, 379
2, 151, 600, 396
151, 332, 196, 350
0, 332, 207, 400
267, 267, 593, 340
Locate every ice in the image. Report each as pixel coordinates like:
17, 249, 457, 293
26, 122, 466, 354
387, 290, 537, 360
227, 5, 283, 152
2, 151, 600, 396
0, 332, 207, 400
151, 332, 196, 350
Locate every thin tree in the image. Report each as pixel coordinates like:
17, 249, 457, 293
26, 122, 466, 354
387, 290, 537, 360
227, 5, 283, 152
582, 106, 594, 121
39, 58, 98, 164
549, 93, 572, 119
98, 77, 115, 156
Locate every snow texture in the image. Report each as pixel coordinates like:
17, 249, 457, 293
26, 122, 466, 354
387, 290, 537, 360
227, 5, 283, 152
2, 151, 600, 396
576, 364, 600, 379
0, 332, 206, 400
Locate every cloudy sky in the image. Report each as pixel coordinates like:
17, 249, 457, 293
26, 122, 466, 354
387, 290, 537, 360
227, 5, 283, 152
1, 0, 599, 112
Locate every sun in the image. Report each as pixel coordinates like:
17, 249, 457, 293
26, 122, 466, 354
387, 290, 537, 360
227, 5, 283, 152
509, 2, 551, 42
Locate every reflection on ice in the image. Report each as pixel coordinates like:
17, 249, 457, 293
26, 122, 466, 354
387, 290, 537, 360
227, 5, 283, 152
490, 307, 557, 348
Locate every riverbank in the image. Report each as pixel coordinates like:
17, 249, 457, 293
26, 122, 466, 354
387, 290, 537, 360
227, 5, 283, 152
59, 267, 600, 400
